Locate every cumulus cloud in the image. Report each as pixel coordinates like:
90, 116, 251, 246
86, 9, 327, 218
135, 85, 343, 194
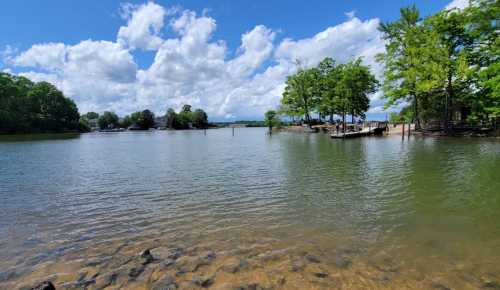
117, 2, 166, 50
13, 43, 67, 70
7, 2, 386, 119
446, 0, 469, 10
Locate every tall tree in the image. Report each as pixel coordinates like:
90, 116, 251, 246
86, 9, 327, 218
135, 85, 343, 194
377, 5, 426, 129
98, 111, 119, 129
316, 58, 342, 122
264, 110, 280, 132
281, 67, 320, 126
192, 109, 208, 129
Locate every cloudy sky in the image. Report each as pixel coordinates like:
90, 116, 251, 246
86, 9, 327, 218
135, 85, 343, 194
1, 0, 465, 120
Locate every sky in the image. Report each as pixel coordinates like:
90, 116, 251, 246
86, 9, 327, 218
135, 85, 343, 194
0, 0, 468, 121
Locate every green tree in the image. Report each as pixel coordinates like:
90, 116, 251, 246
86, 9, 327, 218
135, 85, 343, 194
84, 112, 99, 120
192, 109, 208, 129
464, 0, 500, 119
138, 109, 155, 129
120, 115, 133, 128
281, 67, 320, 126
316, 58, 343, 122
264, 110, 280, 132
27, 81, 80, 132
177, 104, 193, 129
97, 111, 119, 129
1, 73, 82, 133
165, 108, 179, 129
377, 5, 426, 128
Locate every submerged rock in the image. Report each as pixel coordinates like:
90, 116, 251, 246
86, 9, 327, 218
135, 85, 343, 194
30, 281, 56, 290
192, 276, 214, 288
313, 272, 329, 278
152, 276, 178, 290
290, 259, 306, 272
305, 253, 321, 263
140, 248, 155, 265
128, 266, 145, 279
220, 258, 249, 273
95, 272, 118, 288
333, 253, 351, 268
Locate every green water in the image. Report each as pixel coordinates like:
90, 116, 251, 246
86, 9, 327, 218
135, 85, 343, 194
0, 128, 499, 289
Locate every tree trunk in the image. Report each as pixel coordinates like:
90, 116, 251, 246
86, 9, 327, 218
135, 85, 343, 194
342, 112, 346, 133
413, 93, 421, 130
445, 71, 453, 134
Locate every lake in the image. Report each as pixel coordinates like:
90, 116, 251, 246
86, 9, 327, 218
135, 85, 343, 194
1, 128, 499, 289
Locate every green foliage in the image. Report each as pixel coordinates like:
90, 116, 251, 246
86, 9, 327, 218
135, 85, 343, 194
78, 117, 91, 132
280, 57, 377, 125
164, 105, 209, 129
281, 67, 320, 125
264, 110, 280, 130
129, 109, 155, 129
119, 115, 133, 128
377, 0, 499, 128
0, 72, 81, 133
97, 111, 119, 129
84, 112, 99, 120
192, 109, 208, 129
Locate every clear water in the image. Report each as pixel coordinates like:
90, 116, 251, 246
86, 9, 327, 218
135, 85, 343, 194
1, 128, 499, 289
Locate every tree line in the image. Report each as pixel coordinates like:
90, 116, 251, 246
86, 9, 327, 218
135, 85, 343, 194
377, 0, 499, 132
165, 105, 209, 129
279, 58, 378, 129
81, 104, 209, 130
0, 72, 82, 134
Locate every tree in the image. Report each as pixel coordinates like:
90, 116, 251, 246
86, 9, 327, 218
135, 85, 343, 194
25, 82, 80, 132
97, 111, 119, 129
177, 104, 193, 129
316, 58, 343, 122
281, 67, 320, 126
192, 109, 208, 129
264, 110, 280, 132
137, 109, 155, 129
377, 5, 426, 129
165, 108, 179, 129
84, 112, 99, 120
377, 1, 498, 132
335, 59, 377, 130
120, 115, 133, 128
164, 105, 209, 130
463, 0, 500, 120
424, 8, 473, 132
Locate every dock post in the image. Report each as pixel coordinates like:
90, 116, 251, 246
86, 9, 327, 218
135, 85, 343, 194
407, 122, 411, 138
232, 127, 235, 136
402, 122, 405, 139
204, 129, 206, 136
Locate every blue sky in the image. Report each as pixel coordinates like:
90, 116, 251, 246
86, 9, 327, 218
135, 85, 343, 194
1, 0, 463, 120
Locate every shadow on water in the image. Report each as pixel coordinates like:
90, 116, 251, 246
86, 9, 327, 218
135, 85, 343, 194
0, 133, 82, 143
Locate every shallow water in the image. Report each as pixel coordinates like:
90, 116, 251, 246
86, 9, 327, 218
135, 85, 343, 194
0, 128, 499, 289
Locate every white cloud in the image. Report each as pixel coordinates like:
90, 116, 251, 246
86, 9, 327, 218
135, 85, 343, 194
446, 0, 469, 10
117, 2, 166, 50
7, 2, 387, 119
13, 43, 67, 70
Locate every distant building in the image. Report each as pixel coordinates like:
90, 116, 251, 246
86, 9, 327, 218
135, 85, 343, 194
154, 116, 166, 128
88, 118, 99, 130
